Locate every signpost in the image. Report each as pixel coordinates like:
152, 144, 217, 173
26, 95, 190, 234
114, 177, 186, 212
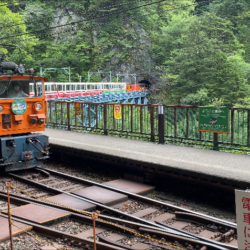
235, 189, 250, 249
114, 104, 121, 119
198, 107, 229, 134
75, 103, 81, 115
198, 107, 229, 150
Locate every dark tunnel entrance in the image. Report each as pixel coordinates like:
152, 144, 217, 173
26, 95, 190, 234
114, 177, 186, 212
138, 80, 151, 89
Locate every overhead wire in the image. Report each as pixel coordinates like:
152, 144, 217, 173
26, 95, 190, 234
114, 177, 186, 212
45, 1, 213, 39
0, 0, 174, 41
4, 1, 207, 43
0, 0, 159, 30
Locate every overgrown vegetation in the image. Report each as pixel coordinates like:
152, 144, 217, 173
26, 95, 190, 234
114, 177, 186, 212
1, 0, 250, 106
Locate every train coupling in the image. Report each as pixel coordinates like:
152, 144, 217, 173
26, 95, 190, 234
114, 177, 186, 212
26, 138, 50, 156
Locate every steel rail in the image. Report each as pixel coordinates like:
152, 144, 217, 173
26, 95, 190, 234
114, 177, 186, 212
139, 227, 234, 250
7, 172, 236, 249
155, 222, 236, 250
0, 190, 181, 233
8, 172, 196, 239
39, 167, 237, 228
0, 214, 123, 250
0, 192, 231, 250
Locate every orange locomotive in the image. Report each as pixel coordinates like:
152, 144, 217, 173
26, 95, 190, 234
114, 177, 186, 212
126, 83, 148, 92
0, 44, 49, 171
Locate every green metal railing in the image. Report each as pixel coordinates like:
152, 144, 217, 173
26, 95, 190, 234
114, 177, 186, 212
47, 101, 250, 151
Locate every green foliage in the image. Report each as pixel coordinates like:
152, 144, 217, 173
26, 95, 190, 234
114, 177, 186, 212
0, 4, 38, 64
1, 0, 250, 107
154, 13, 250, 106
209, 0, 250, 62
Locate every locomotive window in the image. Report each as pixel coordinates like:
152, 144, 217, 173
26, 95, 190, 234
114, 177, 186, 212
0, 80, 44, 99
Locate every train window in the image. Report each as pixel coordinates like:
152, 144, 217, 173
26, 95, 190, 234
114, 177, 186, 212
0, 80, 44, 99
36, 81, 43, 97
29, 84, 34, 93
57, 85, 62, 91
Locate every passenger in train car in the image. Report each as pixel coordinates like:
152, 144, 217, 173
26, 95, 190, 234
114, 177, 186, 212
8, 81, 29, 98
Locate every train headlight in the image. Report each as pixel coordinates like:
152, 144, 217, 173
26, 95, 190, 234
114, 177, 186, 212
0, 106, 3, 113
34, 102, 42, 111
38, 119, 44, 125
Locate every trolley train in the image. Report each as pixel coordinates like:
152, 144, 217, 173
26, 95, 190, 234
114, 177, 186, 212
0, 44, 49, 172
43, 82, 149, 99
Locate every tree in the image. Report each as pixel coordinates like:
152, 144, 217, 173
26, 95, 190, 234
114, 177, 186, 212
0, 4, 38, 65
160, 13, 250, 106
209, 0, 250, 62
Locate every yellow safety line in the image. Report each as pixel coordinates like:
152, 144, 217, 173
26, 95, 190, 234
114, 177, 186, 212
10, 185, 185, 250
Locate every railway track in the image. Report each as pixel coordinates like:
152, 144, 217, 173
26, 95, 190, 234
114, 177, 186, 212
0, 192, 233, 250
0, 167, 238, 249
0, 213, 123, 250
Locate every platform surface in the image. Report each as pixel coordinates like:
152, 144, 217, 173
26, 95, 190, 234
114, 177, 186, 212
0, 216, 32, 241
72, 186, 128, 205
3, 204, 70, 224
43, 128, 250, 184
48, 194, 96, 211
103, 179, 155, 195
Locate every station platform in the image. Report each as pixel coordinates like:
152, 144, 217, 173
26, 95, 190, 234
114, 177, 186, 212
42, 129, 250, 190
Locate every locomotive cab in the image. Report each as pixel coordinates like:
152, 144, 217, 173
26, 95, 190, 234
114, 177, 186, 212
0, 76, 49, 171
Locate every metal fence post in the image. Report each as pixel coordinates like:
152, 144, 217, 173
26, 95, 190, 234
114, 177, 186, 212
122, 105, 124, 131
186, 108, 189, 139
140, 106, 143, 134
96, 104, 98, 129
131, 105, 133, 133
150, 106, 155, 142
113, 105, 116, 130
213, 133, 219, 150
174, 107, 177, 138
67, 103, 70, 131
104, 104, 108, 135
231, 109, 234, 144
158, 105, 165, 144
88, 104, 91, 127
248, 110, 250, 146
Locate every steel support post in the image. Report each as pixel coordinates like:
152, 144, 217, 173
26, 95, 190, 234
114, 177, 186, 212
158, 105, 165, 144
91, 211, 100, 250
213, 133, 219, 150
5, 182, 14, 250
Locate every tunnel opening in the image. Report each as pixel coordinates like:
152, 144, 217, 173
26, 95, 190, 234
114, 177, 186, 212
138, 80, 151, 89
